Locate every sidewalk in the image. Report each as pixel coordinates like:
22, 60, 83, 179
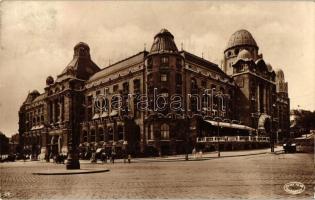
79, 146, 283, 164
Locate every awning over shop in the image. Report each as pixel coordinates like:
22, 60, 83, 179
109, 110, 118, 117
204, 120, 255, 132
258, 114, 271, 130
92, 113, 100, 120
100, 111, 108, 118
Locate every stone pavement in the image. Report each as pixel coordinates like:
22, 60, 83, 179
1, 151, 313, 199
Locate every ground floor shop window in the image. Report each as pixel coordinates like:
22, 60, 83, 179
161, 123, 170, 140
90, 129, 96, 142
83, 130, 88, 142
108, 127, 113, 141
98, 128, 104, 141
118, 126, 124, 140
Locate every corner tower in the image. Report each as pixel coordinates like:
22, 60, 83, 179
145, 29, 184, 114
144, 29, 186, 155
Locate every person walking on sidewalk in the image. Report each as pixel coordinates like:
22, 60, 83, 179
128, 154, 131, 164
111, 150, 116, 164
192, 148, 196, 159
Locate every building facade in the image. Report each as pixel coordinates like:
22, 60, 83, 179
19, 29, 290, 158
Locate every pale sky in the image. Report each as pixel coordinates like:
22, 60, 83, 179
0, 1, 314, 137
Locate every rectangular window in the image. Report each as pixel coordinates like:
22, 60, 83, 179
161, 93, 168, 97
176, 73, 182, 85
122, 82, 129, 93
147, 58, 153, 70
161, 74, 167, 82
201, 80, 207, 87
161, 56, 169, 64
113, 84, 119, 92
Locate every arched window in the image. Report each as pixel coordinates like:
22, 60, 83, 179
161, 123, 170, 140
83, 130, 88, 143
90, 129, 96, 142
191, 78, 197, 91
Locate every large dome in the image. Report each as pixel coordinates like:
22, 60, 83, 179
225, 29, 258, 51
150, 29, 178, 54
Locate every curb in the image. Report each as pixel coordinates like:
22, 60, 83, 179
129, 150, 283, 163
33, 169, 110, 175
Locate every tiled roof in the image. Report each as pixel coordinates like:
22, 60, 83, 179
180, 50, 226, 75
87, 51, 147, 83
225, 29, 258, 51
33, 93, 47, 102
150, 29, 178, 54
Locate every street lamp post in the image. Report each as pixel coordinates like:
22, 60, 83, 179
270, 103, 277, 153
66, 92, 80, 169
217, 120, 220, 157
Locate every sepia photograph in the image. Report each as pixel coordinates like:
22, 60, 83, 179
0, 0, 314, 199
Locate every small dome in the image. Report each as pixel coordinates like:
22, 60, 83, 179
236, 49, 253, 61
225, 29, 258, 51
46, 76, 54, 85
150, 29, 178, 53
275, 69, 285, 81
266, 63, 273, 72
74, 42, 90, 50
30, 90, 40, 95
73, 42, 90, 58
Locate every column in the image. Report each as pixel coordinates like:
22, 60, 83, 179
122, 126, 126, 141
59, 100, 62, 123
257, 85, 260, 113
263, 86, 267, 113
52, 101, 56, 123
104, 125, 108, 142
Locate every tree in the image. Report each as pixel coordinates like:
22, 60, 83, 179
0, 131, 10, 155
295, 110, 315, 134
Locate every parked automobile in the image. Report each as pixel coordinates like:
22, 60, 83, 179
0, 154, 16, 162
283, 142, 296, 153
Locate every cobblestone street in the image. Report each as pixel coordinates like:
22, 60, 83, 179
1, 152, 314, 199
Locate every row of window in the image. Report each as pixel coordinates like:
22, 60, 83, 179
26, 115, 44, 129
87, 79, 142, 119
92, 79, 141, 96
191, 78, 227, 93
82, 126, 124, 143
147, 123, 170, 140
147, 56, 183, 71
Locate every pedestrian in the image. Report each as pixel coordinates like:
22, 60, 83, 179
199, 150, 203, 159
101, 151, 107, 163
91, 152, 96, 163
111, 151, 116, 164
128, 154, 131, 164
123, 152, 127, 164
192, 148, 196, 159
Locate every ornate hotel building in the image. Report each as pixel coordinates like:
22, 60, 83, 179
18, 29, 290, 157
